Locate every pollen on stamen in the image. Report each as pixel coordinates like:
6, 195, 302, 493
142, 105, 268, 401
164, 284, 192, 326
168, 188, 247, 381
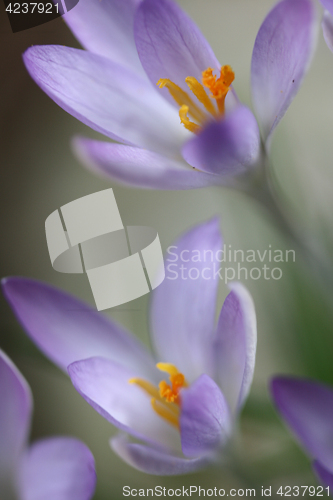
202, 65, 235, 115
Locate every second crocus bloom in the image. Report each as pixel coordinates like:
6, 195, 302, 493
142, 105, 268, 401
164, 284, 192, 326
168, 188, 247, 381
3, 219, 257, 475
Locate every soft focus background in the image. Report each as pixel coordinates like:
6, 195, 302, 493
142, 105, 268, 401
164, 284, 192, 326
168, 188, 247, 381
1, 0, 333, 498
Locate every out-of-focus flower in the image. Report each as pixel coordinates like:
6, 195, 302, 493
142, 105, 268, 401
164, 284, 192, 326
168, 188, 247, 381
271, 377, 333, 492
22, 0, 316, 190
0, 349, 96, 500
3, 219, 257, 475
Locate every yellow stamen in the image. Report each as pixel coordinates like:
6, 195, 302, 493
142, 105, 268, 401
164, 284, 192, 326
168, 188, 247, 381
156, 363, 180, 376
185, 76, 217, 116
202, 65, 234, 115
129, 378, 161, 400
151, 399, 179, 428
156, 65, 234, 134
179, 105, 200, 134
130, 377, 179, 415
129, 363, 187, 429
157, 78, 205, 123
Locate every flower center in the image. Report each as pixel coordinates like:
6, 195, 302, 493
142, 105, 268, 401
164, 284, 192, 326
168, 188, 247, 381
129, 363, 188, 428
157, 65, 234, 134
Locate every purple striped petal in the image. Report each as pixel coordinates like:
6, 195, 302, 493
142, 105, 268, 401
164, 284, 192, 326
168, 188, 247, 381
111, 434, 209, 475
313, 461, 333, 491
150, 218, 222, 382
180, 374, 231, 458
213, 282, 257, 414
23, 46, 184, 157
271, 377, 333, 471
251, 0, 317, 144
322, 11, 333, 53
68, 357, 180, 450
17, 437, 96, 500
0, 350, 32, 481
134, 0, 219, 108
2, 278, 156, 379
182, 106, 260, 175
64, 0, 145, 75
74, 139, 221, 190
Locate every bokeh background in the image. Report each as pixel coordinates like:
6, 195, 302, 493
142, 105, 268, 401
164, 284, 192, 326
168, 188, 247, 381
1, 0, 333, 497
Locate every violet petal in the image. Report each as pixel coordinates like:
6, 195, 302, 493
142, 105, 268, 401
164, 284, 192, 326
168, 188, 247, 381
134, 0, 219, 108
111, 434, 209, 475
2, 278, 156, 378
0, 350, 32, 481
64, 0, 145, 75
150, 218, 222, 382
319, 0, 333, 16
74, 139, 221, 190
180, 374, 231, 458
68, 357, 179, 450
23, 45, 184, 157
251, 0, 317, 144
213, 282, 257, 414
313, 461, 333, 491
182, 106, 260, 175
18, 437, 96, 500
271, 377, 333, 471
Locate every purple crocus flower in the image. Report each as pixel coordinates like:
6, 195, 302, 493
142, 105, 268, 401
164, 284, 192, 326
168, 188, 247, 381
3, 219, 257, 475
22, 0, 316, 190
0, 349, 96, 500
271, 377, 333, 492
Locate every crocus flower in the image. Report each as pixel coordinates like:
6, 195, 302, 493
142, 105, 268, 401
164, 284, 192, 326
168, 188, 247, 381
3, 219, 257, 475
271, 377, 333, 492
22, 0, 316, 189
0, 349, 96, 500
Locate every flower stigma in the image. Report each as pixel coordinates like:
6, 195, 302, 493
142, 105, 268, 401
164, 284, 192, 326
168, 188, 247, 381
157, 65, 235, 134
129, 363, 188, 429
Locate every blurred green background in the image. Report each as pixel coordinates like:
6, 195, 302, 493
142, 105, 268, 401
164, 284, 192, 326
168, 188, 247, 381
1, 0, 333, 497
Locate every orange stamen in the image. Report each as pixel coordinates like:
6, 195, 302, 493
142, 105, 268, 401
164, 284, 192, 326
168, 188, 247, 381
157, 65, 235, 133
129, 363, 187, 429
202, 65, 234, 114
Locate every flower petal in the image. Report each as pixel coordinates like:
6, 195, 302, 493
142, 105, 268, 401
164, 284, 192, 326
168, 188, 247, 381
74, 139, 221, 190
2, 278, 156, 378
322, 11, 333, 53
313, 461, 333, 490
111, 434, 209, 475
180, 374, 231, 458
319, 0, 333, 16
213, 282, 257, 415
182, 106, 260, 175
17, 437, 96, 500
64, 0, 145, 75
134, 0, 219, 107
68, 357, 180, 450
271, 377, 333, 471
150, 218, 222, 382
0, 350, 32, 482
251, 0, 317, 144
23, 46, 185, 157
